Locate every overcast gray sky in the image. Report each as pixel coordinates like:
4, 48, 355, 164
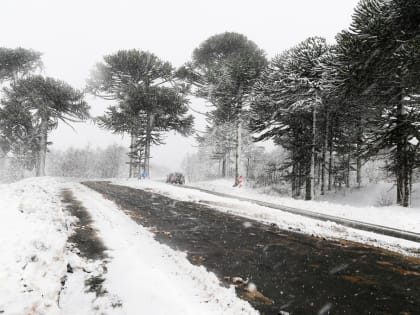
0, 0, 360, 170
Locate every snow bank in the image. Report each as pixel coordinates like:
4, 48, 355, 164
113, 179, 420, 257
190, 179, 420, 234
0, 177, 70, 315
70, 183, 258, 315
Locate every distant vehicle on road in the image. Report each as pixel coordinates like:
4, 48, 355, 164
166, 172, 185, 185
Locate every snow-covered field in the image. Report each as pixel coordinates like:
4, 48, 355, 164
114, 179, 420, 257
0, 177, 257, 315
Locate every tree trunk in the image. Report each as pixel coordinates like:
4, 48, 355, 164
356, 123, 362, 188
321, 148, 326, 195
321, 106, 329, 195
144, 113, 155, 178
234, 118, 241, 186
222, 155, 226, 177
36, 118, 48, 177
310, 105, 317, 200
409, 168, 413, 207
129, 131, 134, 178
137, 137, 143, 177
356, 153, 362, 188
296, 162, 302, 197
35, 155, 41, 177
396, 91, 408, 206
328, 119, 333, 191
291, 161, 297, 198
401, 110, 410, 208
305, 161, 312, 200
403, 154, 410, 207
397, 176, 403, 205
317, 154, 321, 186
346, 153, 351, 188
234, 83, 243, 186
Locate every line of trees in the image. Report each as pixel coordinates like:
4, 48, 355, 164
0, 49, 194, 180
183, 0, 420, 207
46, 144, 127, 178
1, 0, 419, 208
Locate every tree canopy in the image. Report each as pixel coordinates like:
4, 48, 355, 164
0, 47, 42, 82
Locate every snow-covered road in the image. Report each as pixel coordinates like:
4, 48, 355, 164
2, 177, 420, 314
66, 182, 257, 315
83, 180, 420, 315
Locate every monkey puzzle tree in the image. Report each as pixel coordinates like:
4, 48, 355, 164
335, 0, 420, 206
0, 98, 38, 175
97, 101, 149, 178
88, 49, 193, 177
180, 32, 267, 185
251, 37, 331, 200
2, 75, 89, 176
0, 47, 42, 165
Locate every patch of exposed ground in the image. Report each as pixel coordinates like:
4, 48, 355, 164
61, 189, 108, 297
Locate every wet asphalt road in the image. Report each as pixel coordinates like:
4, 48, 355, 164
83, 181, 420, 315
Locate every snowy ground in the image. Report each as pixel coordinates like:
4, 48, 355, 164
0, 177, 70, 314
114, 179, 420, 257
190, 179, 420, 234
2, 177, 419, 314
0, 177, 257, 315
